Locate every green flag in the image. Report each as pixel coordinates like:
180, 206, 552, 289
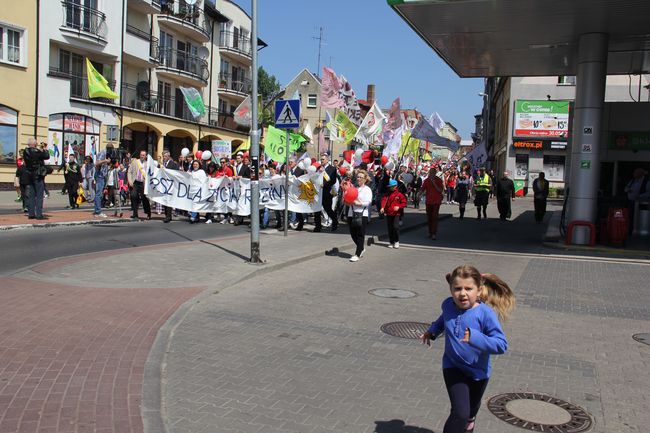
178, 87, 206, 119
399, 131, 420, 156
332, 111, 358, 145
263, 125, 306, 162
86, 58, 118, 99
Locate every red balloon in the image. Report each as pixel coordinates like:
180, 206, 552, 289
343, 187, 359, 205
311, 157, 317, 164
195, 151, 203, 160
381, 155, 389, 165
339, 166, 348, 176
313, 162, 321, 169
343, 150, 353, 163
361, 150, 372, 164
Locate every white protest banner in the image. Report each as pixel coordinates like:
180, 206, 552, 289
211, 140, 231, 160
145, 162, 323, 215
464, 143, 487, 172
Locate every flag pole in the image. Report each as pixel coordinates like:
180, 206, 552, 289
249, 0, 261, 263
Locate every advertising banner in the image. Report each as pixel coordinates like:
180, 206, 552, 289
514, 100, 570, 138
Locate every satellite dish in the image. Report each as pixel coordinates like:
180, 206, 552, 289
185, 0, 197, 5
198, 46, 209, 59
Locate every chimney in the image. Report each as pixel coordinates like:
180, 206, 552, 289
367, 84, 376, 105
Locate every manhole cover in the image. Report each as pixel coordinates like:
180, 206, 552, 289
369, 288, 417, 299
488, 392, 593, 432
380, 322, 429, 339
633, 333, 650, 345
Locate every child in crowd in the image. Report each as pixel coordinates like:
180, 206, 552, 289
380, 179, 407, 248
421, 265, 515, 433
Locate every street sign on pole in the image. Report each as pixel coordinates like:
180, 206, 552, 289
275, 99, 300, 129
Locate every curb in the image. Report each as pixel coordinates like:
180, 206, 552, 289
0, 217, 136, 231
542, 240, 650, 258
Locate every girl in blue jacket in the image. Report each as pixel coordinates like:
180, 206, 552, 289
421, 264, 515, 433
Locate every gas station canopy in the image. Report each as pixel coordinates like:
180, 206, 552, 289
388, 0, 650, 77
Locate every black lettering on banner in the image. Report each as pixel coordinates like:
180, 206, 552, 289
177, 182, 189, 198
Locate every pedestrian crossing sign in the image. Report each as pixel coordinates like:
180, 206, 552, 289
274, 99, 300, 129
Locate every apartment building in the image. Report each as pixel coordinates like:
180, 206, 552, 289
0, 0, 255, 188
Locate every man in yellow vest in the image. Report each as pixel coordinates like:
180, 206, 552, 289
473, 167, 492, 219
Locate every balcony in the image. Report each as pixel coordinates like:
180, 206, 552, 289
217, 73, 251, 101
156, 47, 209, 87
60, 1, 108, 44
218, 31, 252, 63
124, 25, 160, 66
127, 0, 161, 14
50, 67, 117, 104
158, 1, 211, 43
121, 82, 248, 132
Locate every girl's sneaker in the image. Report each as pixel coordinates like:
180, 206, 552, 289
394, 242, 400, 249
465, 417, 475, 433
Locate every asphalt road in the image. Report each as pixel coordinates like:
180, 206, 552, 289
0, 220, 247, 275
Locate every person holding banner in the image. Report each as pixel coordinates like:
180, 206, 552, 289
320, 153, 339, 232
347, 169, 373, 262
232, 152, 251, 226
161, 150, 178, 223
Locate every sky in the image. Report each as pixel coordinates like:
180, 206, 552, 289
229, 0, 485, 140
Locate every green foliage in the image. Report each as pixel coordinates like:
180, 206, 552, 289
258, 66, 281, 103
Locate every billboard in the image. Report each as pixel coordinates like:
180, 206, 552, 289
514, 100, 570, 139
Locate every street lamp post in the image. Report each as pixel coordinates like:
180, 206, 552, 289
249, 0, 261, 263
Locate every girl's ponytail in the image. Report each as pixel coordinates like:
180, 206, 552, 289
480, 273, 516, 322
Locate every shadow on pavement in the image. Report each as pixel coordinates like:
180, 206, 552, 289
374, 419, 436, 433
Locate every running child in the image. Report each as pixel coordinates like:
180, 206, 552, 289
421, 264, 515, 433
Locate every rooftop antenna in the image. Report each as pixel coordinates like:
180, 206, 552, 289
313, 26, 325, 77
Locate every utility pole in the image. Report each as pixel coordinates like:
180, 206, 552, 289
249, 0, 261, 263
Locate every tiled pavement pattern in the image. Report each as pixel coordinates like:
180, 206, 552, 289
161, 214, 650, 433
0, 277, 202, 433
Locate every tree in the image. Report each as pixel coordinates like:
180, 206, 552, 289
258, 66, 281, 103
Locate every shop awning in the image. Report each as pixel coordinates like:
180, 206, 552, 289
388, 0, 650, 77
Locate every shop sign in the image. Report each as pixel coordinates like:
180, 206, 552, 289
610, 131, 650, 151
513, 140, 566, 150
64, 114, 85, 132
514, 100, 570, 138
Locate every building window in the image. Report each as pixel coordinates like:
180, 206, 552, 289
543, 155, 565, 181
307, 94, 317, 108
0, 24, 26, 66
48, 113, 101, 166
558, 76, 576, 86
0, 105, 18, 164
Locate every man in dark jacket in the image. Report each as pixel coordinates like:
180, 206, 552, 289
532, 172, 550, 223
318, 153, 339, 232
232, 152, 251, 225
22, 138, 50, 220
495, 170, 515, 221
161, 150, 179, 223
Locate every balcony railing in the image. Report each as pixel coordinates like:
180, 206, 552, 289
159, 1, 211, 38
121, 82, 245, 130
218, 73, 252, 95
125, 24, 160, 61
50, 67, 117, 103
218, 31, 252, 58
61, 1, 108, 40
158, 47, 209, 83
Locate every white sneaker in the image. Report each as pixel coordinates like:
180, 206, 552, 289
205, 219, 213, 224
290, 222, 298, 229
94, 212, 108, 218
387, 244, 394, 248
220, 218, 227, 224
229, 218, 234, 224
349, 255, 359, 262
394, 242, 400, 249
360, 249, 366, 258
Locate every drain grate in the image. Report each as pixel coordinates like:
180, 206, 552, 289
369, 288, 417, 299
488, 392, 593, 432
633, 333, 650, 346
380, 322, 429, 339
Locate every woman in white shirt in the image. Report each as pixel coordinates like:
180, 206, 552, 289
347, 169, 373, 262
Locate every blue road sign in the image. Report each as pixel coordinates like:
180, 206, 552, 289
274, 99, 300, 129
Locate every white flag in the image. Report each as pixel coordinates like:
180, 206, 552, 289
429, 112, 445, 131
382, 124, 404, 158
464, 143, 487, 172
354, 101, 387, 145
303, 121, 313, 142
233, 96, 251, 127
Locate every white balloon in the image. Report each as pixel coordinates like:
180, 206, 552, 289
298, 161, 305, 170
201, 150, 212, 160
181, 147, 190, 157
307, 165, 317, 174
354, 148, 364, 159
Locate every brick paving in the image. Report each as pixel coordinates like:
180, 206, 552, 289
0, 277, 202, 433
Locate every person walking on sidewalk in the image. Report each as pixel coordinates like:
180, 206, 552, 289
60, 154, 81, 209
420, 168, 444, 240
380, 179, 407, 249
22, 138, 50, 220
347, 169, 373, 262
495, 170, 515, 221
161, 150, 178, 223
532, 172, 550, 223
421, 264, 515, 433
92, 143, 113, 218
473, 167, 491, 219
454, 173, 470, 219
128, 150, 152, 220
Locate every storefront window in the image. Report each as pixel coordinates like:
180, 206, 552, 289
0, 105, 18, 164
515, 154, 528, 180
48, 113, 100, 165
543, 155, 565, 181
